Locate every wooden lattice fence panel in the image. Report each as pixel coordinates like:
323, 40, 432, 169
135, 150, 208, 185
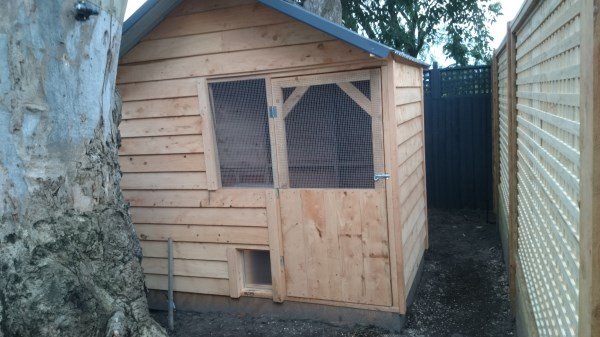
497, 48, 510, 230
515, 0, 581, 335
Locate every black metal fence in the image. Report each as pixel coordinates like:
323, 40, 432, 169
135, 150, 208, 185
423, 63, 492, 209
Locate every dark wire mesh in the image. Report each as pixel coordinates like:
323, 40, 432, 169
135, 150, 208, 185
283, 83, 374, 188
209, 79, 273, 187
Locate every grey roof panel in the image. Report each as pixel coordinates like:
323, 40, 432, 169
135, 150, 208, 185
120, 0, 427, 67
257, 0, 426, 66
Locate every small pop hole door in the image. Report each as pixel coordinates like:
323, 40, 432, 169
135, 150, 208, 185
242, 250, 272, 289
270, 69, 393, 306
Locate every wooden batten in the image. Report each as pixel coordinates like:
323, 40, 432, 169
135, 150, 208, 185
505, 22, 518, 307
197, 78, 221, 190
578, 0, 599, 335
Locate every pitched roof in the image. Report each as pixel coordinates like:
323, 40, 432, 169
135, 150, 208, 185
121, 0, 427, 66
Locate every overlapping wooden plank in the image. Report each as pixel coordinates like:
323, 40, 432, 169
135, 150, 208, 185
395, 102, 421, 124
123, 189, 267, 208
121, 172, 207, 190
400, 181, 425, 225
122, 97, 199, 119
136, 224, 269, 245
396, 117, 423, 148
202, 189, 267, 208
120, 135, 204, 155
397, 132, 423, 162
142, 258, 229, 279
117, 41, 370, 84
122, 21, 333, 63
120, 116, 202, 137
397, 149, 424, 184
130, 207, 268, 227
119, 78, 198, 102
145, 274, 229, 295
399, 165, 424, 205
124, 190, 209, 208
394, 87, 422, 105
139, 241, 268, 261
394, 63, 422, 87
145, 4, 291, 40
119, 154, 205, 173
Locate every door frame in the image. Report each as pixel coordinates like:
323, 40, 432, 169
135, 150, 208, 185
269, 69, 385, 189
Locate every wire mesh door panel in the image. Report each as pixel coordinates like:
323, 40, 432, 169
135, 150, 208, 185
271, 70, 392, 306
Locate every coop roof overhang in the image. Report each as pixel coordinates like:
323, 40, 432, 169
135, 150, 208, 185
119, 0, 428, 67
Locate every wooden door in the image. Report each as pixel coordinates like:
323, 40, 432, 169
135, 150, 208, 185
270, 70, 392, 306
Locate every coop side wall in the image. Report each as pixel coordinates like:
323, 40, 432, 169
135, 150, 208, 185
116, 0, 383, 299
391, 60, 429, 298
492, 0, 600, 335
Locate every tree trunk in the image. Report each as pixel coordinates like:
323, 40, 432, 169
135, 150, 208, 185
0, 1, 166, 336
303, 0, 343, 25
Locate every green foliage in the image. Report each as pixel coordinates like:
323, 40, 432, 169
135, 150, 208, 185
339, 0, 502, 65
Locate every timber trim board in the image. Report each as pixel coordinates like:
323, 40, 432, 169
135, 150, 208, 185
505, 22, 519, 309
382, 60, 406, 313
266, 189, 286, 303
578, 0, 599, 335
491, 50, 500, 215
197, 78, 222, 190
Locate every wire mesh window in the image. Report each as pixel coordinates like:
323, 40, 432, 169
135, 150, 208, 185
209, 79, 273, 187
282, 82, 374, 188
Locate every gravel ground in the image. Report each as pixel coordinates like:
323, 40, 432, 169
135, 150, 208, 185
151, 209, 515, 337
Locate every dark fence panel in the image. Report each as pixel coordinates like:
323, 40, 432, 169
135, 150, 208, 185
424, 64, 492, 210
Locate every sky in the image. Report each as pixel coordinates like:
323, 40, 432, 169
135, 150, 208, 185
124, 0, 525, 65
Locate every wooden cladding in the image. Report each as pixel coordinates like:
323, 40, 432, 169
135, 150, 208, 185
393, 63, 428, 292
117, 0, 427, 315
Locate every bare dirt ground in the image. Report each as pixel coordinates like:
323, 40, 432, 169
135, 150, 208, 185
151, 209, 515, 337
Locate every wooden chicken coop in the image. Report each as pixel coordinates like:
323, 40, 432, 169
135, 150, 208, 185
117, 0, 428, 330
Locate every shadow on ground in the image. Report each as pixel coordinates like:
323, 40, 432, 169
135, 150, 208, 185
151, 209, 515, 337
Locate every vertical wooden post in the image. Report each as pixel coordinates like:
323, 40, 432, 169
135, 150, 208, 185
506, 21, 519, 307
491, 52, 500, 215
431, 62, 441, 99
578, 0, 600, 335
266, 189, 286, 303
381, 60, 406, 313
198, 79, 222, 191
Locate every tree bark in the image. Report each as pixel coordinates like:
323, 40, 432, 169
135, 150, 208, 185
0, 1, 166, 336
303, 0, 343, 25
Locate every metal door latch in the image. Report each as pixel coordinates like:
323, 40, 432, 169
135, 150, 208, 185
374, 173, 391, 181
268, 106, 277, 118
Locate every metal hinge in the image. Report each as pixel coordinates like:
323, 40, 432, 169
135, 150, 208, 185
374, 173, 391, 181
280, 256, 285, 267
268, 106, 277, 118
